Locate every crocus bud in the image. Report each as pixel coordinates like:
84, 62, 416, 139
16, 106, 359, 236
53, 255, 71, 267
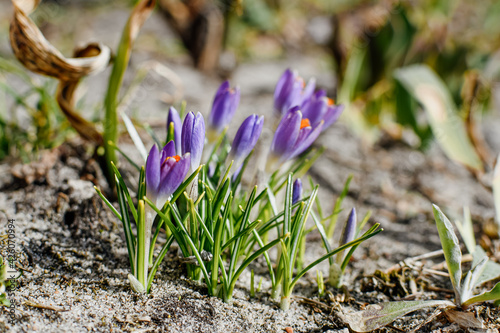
167, 106, 182, 154
274, 69, 315, 117
292, 178, 302, 205
230, 114, 264, 167
182, 112, 205, 172
208, 81, 241, 133
145, 141, 191, 207
301, 90, 344, 131
340, 208, 356, 246
269, 106, 323, 166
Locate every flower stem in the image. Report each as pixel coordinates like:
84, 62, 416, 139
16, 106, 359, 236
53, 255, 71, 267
136, 200, 147, 291
280, 296, 291, 311
270, 282, 281, 301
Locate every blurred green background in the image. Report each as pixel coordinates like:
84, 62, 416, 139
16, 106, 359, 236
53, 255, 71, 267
1, 0, 500, 167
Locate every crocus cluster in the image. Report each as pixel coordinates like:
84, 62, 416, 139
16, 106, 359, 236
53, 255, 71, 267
151, 81, 262, 197
270, 69, 344, 167
98, 71, 379, 307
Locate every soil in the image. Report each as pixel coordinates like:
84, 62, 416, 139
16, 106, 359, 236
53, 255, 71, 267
1, 1, 500, 332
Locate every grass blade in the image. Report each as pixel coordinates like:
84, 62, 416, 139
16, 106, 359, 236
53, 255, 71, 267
116, 175, 136, 274
122, 112, 147, 161
291, 226, 382, 290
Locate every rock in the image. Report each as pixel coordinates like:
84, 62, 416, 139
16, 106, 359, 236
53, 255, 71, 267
68, 179, 96, 202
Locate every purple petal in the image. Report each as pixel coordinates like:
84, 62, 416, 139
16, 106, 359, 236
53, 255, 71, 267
322, 104, 344, 130
182, 112, 205, 172
190, 113, 205, 171
159, 156, 177, 186
270, 107, 301, 158
157, 153, 191, 198
181, 112, 194, 155
292, 178, 302, 205
281, 80, 304, 116
301, 78, 316, 104
145, 145, 160, 196
274, 70, 303, 116
167, 107, 182, 154
301, 96, 328, 128
274, 69, 294, 112
231, 114, 264, 165
287, 120, 324, 159
341, 208, 357, 246
209, 82, 240, 132
214, 81, 230, 100
161, 140, 176, 159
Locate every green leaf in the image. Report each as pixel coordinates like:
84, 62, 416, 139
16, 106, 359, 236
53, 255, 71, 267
342, 300, 455, 332
227, 233, 288, 299
311, 211, 332, 265
326, 174, 352, 239
462, 281, 500, 308
289, 187, 318, 275
144, 198, 189, 257
394, 65, 483, 170
111, 162, 137, 222
121, 112, 147, 161
94, 186, 121, 221
471, 246, 500, 287
454, 207, 476, 254
432, 204, 462, 303
493, 157, 500, 236
228, 187, 256, 280
167, 202, 211, 289
116, 176, 136, 275
221, 220, 260, 252
284, 174, 293, 236
290, 225, 382, 290
171, 166, 203, 203
147, 235, 174, 293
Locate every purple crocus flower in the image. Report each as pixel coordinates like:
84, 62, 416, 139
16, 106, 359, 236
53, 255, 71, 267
230, 114, 264, 167
292, 178, 302, 205
167, 107, 182, 154
145, 141, 191, 205
208, 81, 241, 133
270, 106, 323, 163
182, 112, 205, 172
301, 90, 344, 131
274, 69, 315, 117
340, 208, 356, 246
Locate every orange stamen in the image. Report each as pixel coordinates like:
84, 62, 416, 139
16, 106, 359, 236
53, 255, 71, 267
300, 119, 311, 129
327, 98, 335, 106
296, 77, 305, 88
162, 155, 181, 166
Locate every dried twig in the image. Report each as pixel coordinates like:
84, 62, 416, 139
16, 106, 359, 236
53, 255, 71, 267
23, 300, 70, 312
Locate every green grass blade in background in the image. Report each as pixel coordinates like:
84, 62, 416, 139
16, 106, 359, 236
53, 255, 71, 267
454, 206, 475, 254
394, 65, 483, 171
103, 0, 156, 180
122, 112, 148, 161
